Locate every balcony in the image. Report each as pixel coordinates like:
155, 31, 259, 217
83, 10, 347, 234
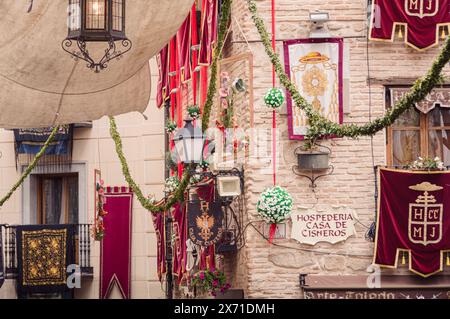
1, 224, 93, 279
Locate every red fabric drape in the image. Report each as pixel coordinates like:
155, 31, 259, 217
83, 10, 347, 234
156, 45, 169, 108
198, 0, 218, 66
178, 14, 192, 84
172, 203, 187, 283
374, 168, 450, 277
151, 212, 166, 281
100, 187, 133, 299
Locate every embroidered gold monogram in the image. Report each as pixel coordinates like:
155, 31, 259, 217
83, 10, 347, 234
405, 0, 439, 19
408, 182, 443, 246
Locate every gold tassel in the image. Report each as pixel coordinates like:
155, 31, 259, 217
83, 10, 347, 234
441, 27, 447, 40
447, 254, 450, 266
398, 26, 403, 39
402, 252, 406, 265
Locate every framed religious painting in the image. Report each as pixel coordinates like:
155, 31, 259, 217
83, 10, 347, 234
283, 38, 344, 140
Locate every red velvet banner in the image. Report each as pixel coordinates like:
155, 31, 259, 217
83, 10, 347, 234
374, 168, 450, 277
151, 212, 166, 281
156, 45, 169, 108
100, 187, 133, 299
172, 202, 187, 284
199, 0, 218, 66
370, 0, 450, 50
177, 13, 192, 84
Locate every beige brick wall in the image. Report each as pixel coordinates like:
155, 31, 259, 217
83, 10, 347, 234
225, 0, 450, 298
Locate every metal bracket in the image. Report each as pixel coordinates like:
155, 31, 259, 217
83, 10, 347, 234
292, 165, 334, 188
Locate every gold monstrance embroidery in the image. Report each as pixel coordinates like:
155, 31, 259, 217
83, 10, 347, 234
408, 182, 443, 246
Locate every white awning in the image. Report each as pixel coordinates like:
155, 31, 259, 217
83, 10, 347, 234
0, 0, 193, 128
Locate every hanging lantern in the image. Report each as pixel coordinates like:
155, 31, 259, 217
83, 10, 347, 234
173, 120, 205, 164
62, 0, 132, 72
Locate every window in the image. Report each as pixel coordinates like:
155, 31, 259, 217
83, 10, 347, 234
36, 174, 79, 225
387, 94, 450, 166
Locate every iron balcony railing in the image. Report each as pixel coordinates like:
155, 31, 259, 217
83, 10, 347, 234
1, 224, 93, 278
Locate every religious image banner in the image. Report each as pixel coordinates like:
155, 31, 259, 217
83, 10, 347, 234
156, 45, 169, 108
198, 0, 218, 66
370, 0, 450, 51
283, 38, 343, 140
374, 168, 450, 277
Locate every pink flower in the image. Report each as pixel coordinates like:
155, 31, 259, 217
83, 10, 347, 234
199, 272, 205, 280
220, 72, 230, 82
219, 88, 229, 98
213, 279, 218, 287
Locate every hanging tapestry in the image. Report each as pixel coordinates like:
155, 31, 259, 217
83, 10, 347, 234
100, 187, 133, 299
177, 13, 192, 83
369, 0, 450, 51
16, 225, 75, 295
390, 87, 450, 114
14, 125, 74, 168
198, 0, 218, 66
156, 45, 169, 108
283, 38, 343, 140
0, 226, 4, 288
172, 202, 187, 283
374, 168, 450, 277
188, 200, 224, 247
151, 212, 166, 281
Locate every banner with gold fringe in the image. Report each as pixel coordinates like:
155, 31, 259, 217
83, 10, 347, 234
374, 168, 450, 277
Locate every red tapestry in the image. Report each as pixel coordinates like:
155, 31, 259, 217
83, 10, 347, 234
172, 202, 187, 284
100, 187, 133, 299
199, 0, 218, 65
374, 168, 450, 277
156, 45, 169, 108
370, 0, 450, 51
177, 13, 192, 84
151, 212, 166, 281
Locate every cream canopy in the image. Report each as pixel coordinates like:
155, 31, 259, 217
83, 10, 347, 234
0, 0, 193, 128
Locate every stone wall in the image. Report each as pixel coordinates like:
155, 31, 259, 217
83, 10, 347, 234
224, 0, 450, 298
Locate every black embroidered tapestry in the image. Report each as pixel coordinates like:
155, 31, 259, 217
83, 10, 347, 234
13, 125, 74, 169
188, 200, 224, 247
16, 225, 75, 295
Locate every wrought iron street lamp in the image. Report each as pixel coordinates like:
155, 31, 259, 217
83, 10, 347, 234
62, 0, 132, 72
173, 119, 205, 164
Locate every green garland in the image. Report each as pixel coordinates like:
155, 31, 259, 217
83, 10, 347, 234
109, 0, 232, 213
246, 0, 450, 145
0, 126, 60, 208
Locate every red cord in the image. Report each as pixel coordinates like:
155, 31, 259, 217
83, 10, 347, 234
271, 0, 277, 186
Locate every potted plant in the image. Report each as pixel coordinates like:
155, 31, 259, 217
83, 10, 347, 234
191, 269, 231, 298
294, 143, 331, 171
408, 157, 445, 171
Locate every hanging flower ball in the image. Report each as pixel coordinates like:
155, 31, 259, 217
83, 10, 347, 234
264, 88, 285, 109
165, 176, 180, 193
257, 186, 293, 224
188, 105, 201, 119
166, 121, 177, 134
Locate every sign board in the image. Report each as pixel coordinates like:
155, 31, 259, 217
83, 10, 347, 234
291, 206, 357, 245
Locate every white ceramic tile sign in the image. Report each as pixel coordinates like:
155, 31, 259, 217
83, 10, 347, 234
291, 206, 358, 245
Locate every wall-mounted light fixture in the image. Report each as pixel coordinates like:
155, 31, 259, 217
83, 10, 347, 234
309, 11, 331, 38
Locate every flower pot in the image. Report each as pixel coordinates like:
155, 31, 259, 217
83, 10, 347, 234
295, 147, 330, 171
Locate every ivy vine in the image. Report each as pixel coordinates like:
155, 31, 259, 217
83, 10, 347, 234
109, 0, 232, 213
246, 0, 450, 147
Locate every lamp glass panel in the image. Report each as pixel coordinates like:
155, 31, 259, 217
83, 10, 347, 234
112, 0, 123, 31
69, 0, 81, 31
174, 138, 186, 163
86, 0, 107, 30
